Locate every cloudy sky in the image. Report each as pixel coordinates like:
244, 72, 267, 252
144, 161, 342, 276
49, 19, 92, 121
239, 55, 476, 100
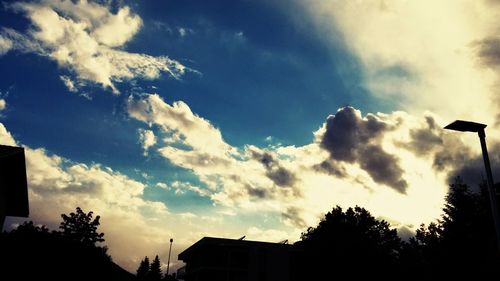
2, 0, 500, 273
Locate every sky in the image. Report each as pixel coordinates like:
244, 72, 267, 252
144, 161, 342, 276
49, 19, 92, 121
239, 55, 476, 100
2, 0, 500, 273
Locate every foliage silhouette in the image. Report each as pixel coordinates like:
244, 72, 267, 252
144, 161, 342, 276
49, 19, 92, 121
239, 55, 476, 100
149, 255, 163, 280
295, 206, 402, 280
0, 208, 133, 281
135, 255, 165, 281
60, 206, 105, 247
3, 179, 499, 281
162, 273, 178, 281
401, 178, 500, 279
12, 220, 50, 234
136, 256, 150, 280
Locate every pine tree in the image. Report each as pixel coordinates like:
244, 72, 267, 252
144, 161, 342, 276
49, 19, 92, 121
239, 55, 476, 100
136, 256, 150, 281
149, 255, 163, 281
405, 178, 500, 279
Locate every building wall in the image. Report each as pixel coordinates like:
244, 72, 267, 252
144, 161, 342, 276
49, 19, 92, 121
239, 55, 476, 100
179, 238, 298, 281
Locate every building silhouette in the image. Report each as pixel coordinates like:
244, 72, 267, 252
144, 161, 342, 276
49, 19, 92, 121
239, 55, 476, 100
177, 237, 300, 281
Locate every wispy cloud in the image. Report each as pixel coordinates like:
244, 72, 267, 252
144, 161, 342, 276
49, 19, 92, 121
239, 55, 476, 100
59, 76, 77, 93
0, 35, 13, 55
1, 0, 187, 93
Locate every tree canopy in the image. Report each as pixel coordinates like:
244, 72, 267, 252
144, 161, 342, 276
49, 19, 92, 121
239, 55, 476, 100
59, 206, 105, 247
135, 255, 166, 281
149, 255, 163, 280
402, 178, 500, 279
296, 206, 402, 279
0, 207, 132, 281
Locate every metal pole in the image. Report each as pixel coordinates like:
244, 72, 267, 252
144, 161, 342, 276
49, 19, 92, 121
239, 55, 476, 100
477, 129, 500, 253
166, 238, 173, 276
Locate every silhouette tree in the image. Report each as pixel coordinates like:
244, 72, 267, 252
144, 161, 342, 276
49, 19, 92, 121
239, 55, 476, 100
163, 273, 178, 281
59, 206, 105, 247
296, 206, 401, 280
401, 178, 500, 279
149, 255, 163, 281
11, 220, 50, 234
136, 256, 150, 281
0, 213, 132, 281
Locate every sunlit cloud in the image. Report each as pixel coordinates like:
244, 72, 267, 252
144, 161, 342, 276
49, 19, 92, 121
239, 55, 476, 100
138, 128, 157, 156
127, 94, 467, 232
0, 0, 187, 93
0, 117, 267, 272
3, 0, 500, 275
298, 0, 500, 131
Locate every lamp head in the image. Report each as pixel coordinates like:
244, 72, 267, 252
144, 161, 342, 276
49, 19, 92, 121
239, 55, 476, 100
444, 120, 486, 133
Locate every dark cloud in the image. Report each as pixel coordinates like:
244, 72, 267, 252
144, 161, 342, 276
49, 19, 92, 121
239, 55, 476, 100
400, 115, 489, 188
256, 152, 274, 168
433, 141, 471, 172
320, 107, 389, 162
472, 36, 500, 125
447, 142, 500, 187
313, 160, 346, 178
319, 107, 407, 193
475, 37, 500, 68
398, 114, 500, 188
400, 115, 481, 185
249, 148, 297, 187
406, 116, 443, 155
281, 206, 307, 228
474, 36, 500, 127
267, 166, 296, 187
360, 145, 408, 193
405, 117, 500, 187
246, 185, 269, 199
227, 174, 271, 199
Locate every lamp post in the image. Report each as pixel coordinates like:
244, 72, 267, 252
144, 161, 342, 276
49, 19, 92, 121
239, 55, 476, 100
444, 120, 500, 252
166, 238, 173, 276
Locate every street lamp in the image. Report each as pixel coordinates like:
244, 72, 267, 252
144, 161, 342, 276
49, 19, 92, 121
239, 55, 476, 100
166, 238, 173, 276
444, 120, 500, 252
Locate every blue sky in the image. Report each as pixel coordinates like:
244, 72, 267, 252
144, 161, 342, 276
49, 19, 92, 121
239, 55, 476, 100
1, 0, 500, 273
0, 0, 374, 187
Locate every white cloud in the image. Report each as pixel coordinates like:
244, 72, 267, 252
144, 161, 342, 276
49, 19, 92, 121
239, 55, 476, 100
246, 226, 292, 243
128, 94, 308, 224
21, 147, 175, 272
0, 99, 6, 111
299, 0, 500, 131
128, 94, 232, 156
179, 212, 197, 219
3, 0, 187, 93
4, 119, 300, 273
0, 121, 230, 273
0, 35, 13, 55
59, 75, 77, 92
127, 94, 465, 234
178, 27, 187, 37
138, 128, 156, 155
156, 182, 168, 189
0, 123, 16, 146
169, 180, 211, 197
